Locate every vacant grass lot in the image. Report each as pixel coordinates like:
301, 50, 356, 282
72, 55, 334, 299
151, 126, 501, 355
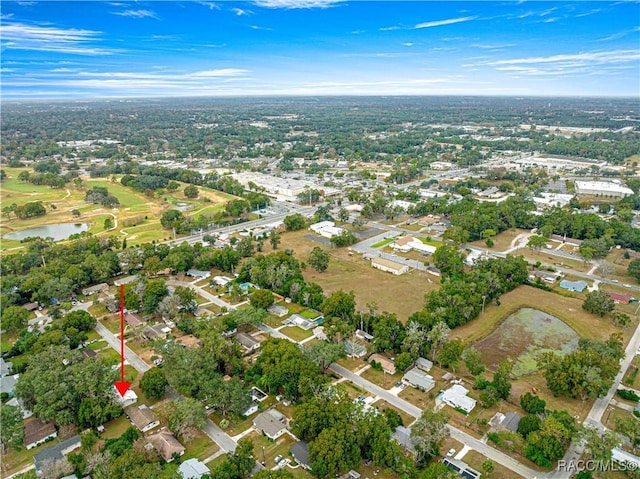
278, 231, 438, 321
450, 285, 621, 345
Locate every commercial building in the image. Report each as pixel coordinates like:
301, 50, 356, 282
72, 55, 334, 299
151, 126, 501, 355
371, 257, 410, 275
575, 180, 634, 197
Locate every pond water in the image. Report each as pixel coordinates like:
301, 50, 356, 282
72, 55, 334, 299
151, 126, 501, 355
3, 223, 90, 241
474, 307, 579, 377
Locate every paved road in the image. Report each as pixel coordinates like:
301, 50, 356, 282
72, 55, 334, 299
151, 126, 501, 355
329, 364, 541, 479
168, 205, 318, 246
167, 279, 235, 310
94, 322, 150, 373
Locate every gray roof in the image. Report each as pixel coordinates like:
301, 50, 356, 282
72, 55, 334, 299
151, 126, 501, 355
402, 368, 435, 391
236, 333, 260, 350
253, 409, 288, 438
501, 412, 522, 432
415, 357, 433, 371
34, 435, 81, 472
0, 358, 13, 377
0, 374, 18, 395
179, 458, 210, 479
290, 440, 310, 467
391, 426, 416, 454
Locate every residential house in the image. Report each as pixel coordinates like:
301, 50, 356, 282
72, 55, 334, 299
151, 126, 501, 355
490, 411, 522, 433
212, 275, 233, 287
369, 354, 396, 375
371, 257, 410, 276
402, 368, 435, 392
355, 329, 374, 342
608, 292, 633, 304
290, 441, 311, 470
235, 333, 260, 353
253, 409, 289, 440
1, 358, 13, 377
532, 271, 561, 284
34, 435, 81, 474
267, 303, 289, 317
415, 357, 433, 372
426, 265, 441, 277
243, 402, 259, 416
391, 235, 437, 255
24, 419, 57, 450
178, 458, 210, 479
22, 302, 39, 312
7, 396, 33, 418
186, 269, 211, 279
81, 283, 109, 296
147, 428, 185, 462
114, 387, 138, 407
125, 313, 145, 328
309, 221, 344, 239
559, 279, 588, 293
313, 326, 327, 341
391, 426, 416, 454
143, 323, 172, 341
0, 374, 19, 397
441, 385, 477, 414
126, 405, 160, 433
442, 457, 481, 479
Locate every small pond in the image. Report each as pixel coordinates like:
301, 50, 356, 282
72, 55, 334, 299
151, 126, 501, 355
3, 223, 90, 241
474, 307, 579, 377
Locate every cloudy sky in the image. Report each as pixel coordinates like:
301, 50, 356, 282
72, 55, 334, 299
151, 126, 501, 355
1, 1, 639, 99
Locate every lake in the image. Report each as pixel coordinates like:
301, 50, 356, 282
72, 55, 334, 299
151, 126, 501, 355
3, 223, 90, 242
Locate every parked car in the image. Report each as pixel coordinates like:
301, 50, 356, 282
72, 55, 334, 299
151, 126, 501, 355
447, 448, 456, 457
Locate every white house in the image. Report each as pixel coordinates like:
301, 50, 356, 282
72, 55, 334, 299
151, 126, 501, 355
441, 384, 476, 413
114, 387, 138, 407
402, 368, 435, 392
391, 236, 437, 255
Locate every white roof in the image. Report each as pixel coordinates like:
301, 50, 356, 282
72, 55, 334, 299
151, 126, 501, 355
612, 448, 640, 467
575, 180, 633, 195
442, 384, 476, 412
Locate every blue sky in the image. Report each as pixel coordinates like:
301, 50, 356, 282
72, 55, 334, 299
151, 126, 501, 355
1, 1, 639, 99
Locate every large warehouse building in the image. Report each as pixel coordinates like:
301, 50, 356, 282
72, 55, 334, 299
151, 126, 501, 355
574, 180, 634, 197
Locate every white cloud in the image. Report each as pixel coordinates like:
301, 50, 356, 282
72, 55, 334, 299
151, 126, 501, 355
471, 43, 516, 50
196, 2, 220, 10
488, 50, 640, 66
112, 9, 159, 20
402, 42, 414, 47
379, 25, 402, 31
482, 49, 640, 77
414, 16, 477, 29
232, 7, 252, 16
252, 0, 343, 8
250, 25, 274, 31
188, 68, 251, 77
0, 22, 113, 55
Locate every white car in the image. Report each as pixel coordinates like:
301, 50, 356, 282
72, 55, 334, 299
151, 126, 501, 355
446, 448, 456, 457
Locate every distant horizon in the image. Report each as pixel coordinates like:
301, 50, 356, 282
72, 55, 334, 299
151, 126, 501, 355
2, 1, 639, 100
3, 92, 639, 104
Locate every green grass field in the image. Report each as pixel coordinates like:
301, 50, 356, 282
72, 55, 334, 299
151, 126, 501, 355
1, 169, 242, 252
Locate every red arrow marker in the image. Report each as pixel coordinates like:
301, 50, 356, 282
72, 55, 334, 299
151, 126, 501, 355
114, 284, 131, 397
